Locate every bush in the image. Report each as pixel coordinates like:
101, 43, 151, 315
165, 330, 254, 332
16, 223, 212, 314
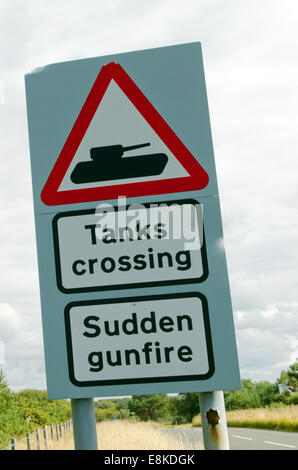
0, 372, 71, 449
95, 398, 130, 421
282, 392, 298, 406
168, 393, 200, 423
13, 389, 71, 426
95, 408, 120, 422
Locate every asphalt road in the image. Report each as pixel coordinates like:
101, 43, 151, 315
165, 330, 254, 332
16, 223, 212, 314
161, 426, 298, 450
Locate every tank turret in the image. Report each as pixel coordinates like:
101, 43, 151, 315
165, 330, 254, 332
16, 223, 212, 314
70, 141, 168, 184
90, 142, 151, 162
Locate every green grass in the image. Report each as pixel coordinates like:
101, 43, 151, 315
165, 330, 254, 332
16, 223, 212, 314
192, 405, 298, 432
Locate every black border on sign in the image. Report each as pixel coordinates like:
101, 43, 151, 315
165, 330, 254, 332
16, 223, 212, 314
64, 292, 215, 387
52, 199, 209, 293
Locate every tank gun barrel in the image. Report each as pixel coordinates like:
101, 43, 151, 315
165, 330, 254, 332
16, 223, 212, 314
90, 142, 151, 161
123, 142, 151, 152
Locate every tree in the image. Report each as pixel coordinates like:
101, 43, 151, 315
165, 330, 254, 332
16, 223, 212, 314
287, 361, 298, 393
128, 395, 169, 421
13, 389, 71, 425
96, 399, 117, 410
168, 393, 200, 423
0, 369, 12, 414
112, 398, 130, 419
0, 369, 8, 390
224, 379, 262, 410
95, 398, 130, 420
276, 360, 298, 393
255, 381, 278, 406
0, 371, 31, 448
95, 407, 120, 422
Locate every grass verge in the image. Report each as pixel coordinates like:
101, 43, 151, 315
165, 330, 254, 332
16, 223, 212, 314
192, 405, 298, 432
96, 420, 202, 450
10, 420, 202, 450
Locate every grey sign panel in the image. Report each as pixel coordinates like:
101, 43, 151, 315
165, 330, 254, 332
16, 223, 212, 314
25, 42, 241, 399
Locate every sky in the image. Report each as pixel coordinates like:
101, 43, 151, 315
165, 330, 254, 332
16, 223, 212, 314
0, 0, 297, 392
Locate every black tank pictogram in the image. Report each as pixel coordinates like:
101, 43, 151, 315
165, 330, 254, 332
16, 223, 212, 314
70, 142, 168, 184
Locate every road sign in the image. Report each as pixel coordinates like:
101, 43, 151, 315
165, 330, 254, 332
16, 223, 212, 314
25, 42, 240, 400
65, 293, 214, 387
53, 200, 207, 293
41, 62, 209, 206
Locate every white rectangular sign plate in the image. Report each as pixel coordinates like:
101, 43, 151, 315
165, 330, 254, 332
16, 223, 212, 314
53, 200, 208, 292
65, 293, 214, 386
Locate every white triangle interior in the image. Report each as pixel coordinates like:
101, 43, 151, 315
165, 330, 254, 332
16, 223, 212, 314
58, 80, 189, 191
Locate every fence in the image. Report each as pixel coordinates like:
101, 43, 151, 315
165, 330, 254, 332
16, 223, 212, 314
1, 420, 73, 450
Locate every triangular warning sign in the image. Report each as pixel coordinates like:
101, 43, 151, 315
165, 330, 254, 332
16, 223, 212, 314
41, 62, 209, 205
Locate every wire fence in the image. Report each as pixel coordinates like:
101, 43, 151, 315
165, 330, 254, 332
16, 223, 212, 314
0, 420, 73, 450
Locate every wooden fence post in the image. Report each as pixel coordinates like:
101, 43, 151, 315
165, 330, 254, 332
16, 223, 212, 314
26, 432, 31, 450
11, 438, 17, 450
1, 420, 72, 451
36, 429, 41, 450
43, 426, 48, 449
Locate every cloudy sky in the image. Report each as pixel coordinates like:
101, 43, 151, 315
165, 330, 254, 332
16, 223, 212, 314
0, 0, 297, 392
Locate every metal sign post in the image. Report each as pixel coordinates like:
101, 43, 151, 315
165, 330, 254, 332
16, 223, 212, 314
71, 398, 98, 450
199, 391, 229, 450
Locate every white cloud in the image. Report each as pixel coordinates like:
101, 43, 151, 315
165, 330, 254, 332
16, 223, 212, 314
234, 302, 298, 381
0, 302, 45, 390
0, 303, 21, 341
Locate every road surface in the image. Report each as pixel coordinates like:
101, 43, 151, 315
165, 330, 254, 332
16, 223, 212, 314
161, 426, 297, 450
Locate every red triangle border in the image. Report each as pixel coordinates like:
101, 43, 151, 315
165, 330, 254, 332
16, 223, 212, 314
41, 62, 209, 205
